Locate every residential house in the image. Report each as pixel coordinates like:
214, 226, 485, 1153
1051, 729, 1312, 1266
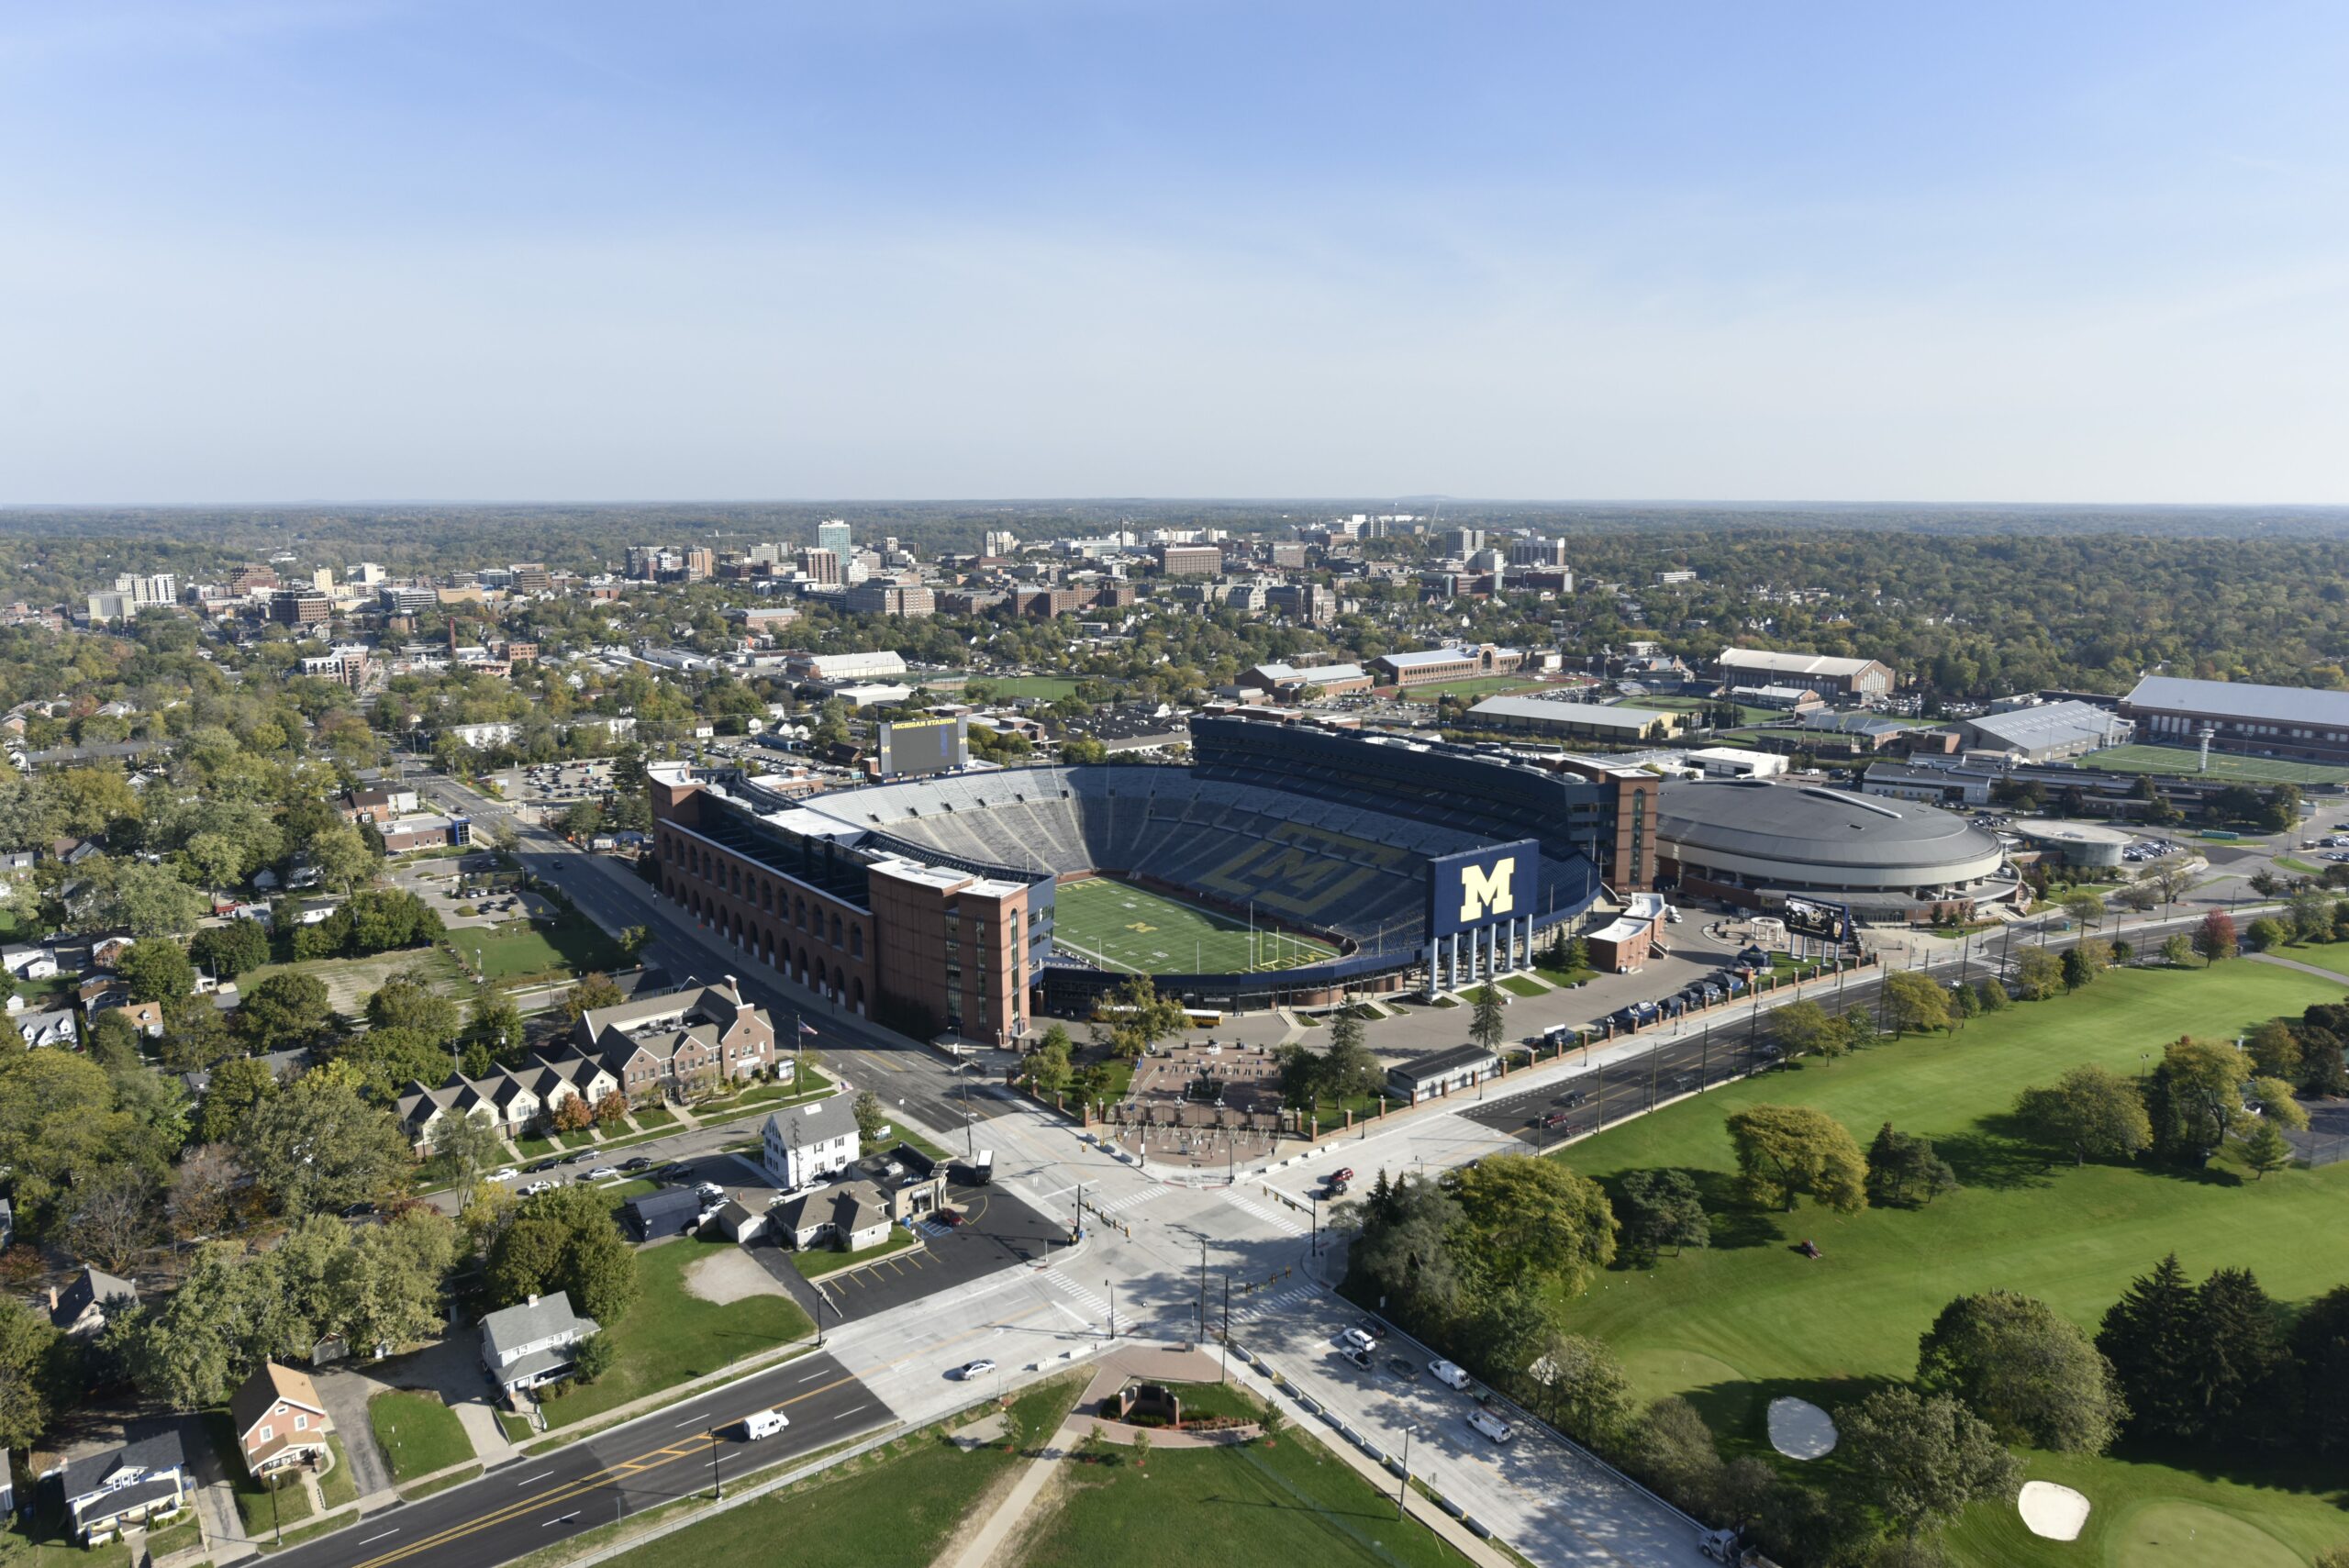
229, 1362, 332, 1477
15, 1007, 78, 1049
479, 1292, 600, 1399
102, 1002, 166, 1039
394, 1052, 619, 1154
766, 1179, 892, 1252
54, 1431, 187, 1545
0, 944, 58, 980
572, 979, 778, 1099
50, 1266, 138, 1337
760, 1095, 862, 1192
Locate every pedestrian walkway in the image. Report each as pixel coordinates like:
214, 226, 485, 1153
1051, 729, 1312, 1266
1219, 1190, 1306, 1236
2250, 951, 2349, 984
1044, 1274, 1111, 1325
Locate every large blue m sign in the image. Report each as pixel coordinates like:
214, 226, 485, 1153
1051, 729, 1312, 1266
1429, 840, 1542, 939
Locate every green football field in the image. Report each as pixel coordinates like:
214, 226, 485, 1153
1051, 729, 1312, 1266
1052, 875, 1340, 974
2079, 742, 2349, 785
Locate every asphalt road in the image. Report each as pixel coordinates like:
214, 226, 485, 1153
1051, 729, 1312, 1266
264, 1351, 885, 1568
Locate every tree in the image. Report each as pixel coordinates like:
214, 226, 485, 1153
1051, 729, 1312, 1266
1319, 1011, 1385, 1104
852, 1090, 887, 1145
1625, 1396, 1722, 1512
239, 971, 335, 1051
2098, 1253, 2199, 1441
2145, 1037, 2252, 1163
2196, 909, 2238, 964
2186, 1267, 2291, 1445
1974, 976, 2008, 1012
335, 1207, 458, 1354
1916, 1290, 2124, 1453
1469, 984, 1507, 1054
2013, 947, 2063, 1000
191, 1055, 281, 1145
573, 1330, 618, 1383
1089, 973, 1187, 1062
1350, 1173, 1464, 1320
1865, 1123, 1958, 1207
2246, 1076, 2309, 1131
1882, 972, 1952, 1034
2059, 945, 2095, 989
429, 1108, 504, 1188
189, 919, 271, 981
551, 1094, 594, 1133
0, 1296, 67, 1451
1771, 999, 1840, 1062
237, 1061, 413, 1217
1273, 1041, 1326, 1111
561, 972, 626, 1024
1724, 1104, 1868, 1213
168, 1143, 248, 1241
1838, 1386, 2021, 1539
2234, 1119, 2294, 1179
2014, 1064, 2153, 1165
1023, 1032, 1073, 1096
1446, 1154, 1617, 1296
593, 1090, 629, 1125
117, 938, 195, 1007
307, 819, 379, 894
2246, 916, 2289, 954
2292, 1284, 2349, 1456
119, 1242, 288, 1409
364, 969, 462, 1046
488, 1185, 640, 1327
1528, 1332, 1635, 1449
468, 992, 526, 1062
2289, 887, 2332, 944
65, 1162, 162, 1272
86, 861, 207, 936
2246, 1019, 2303, 1082
1615, 1169, 1710, 1264
2161, 932, 2193, 967
2061, 891, 2106, 927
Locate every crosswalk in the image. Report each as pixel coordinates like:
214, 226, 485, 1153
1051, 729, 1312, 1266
1220, 1190, 1307, 1236
1092, 1186, 1166, 1215
1046, 1273, 1112, 1321
1227, 1283, 1316, 1322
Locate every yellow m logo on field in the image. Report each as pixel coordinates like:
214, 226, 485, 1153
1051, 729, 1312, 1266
1457, 857, 1517, 924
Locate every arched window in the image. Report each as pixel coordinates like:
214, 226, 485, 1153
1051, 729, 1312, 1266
849, 925, 863, 959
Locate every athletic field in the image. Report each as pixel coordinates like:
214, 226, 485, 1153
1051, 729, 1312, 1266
2079, 743, 2349, 785
1052, 875, 1340, 974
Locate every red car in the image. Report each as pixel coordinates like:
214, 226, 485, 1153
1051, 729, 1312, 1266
1329, 1167, 1355, 1184
939, 1209, 968, 1227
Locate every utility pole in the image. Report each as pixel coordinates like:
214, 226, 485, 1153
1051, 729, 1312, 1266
709, 1429, 722, 1500
1396, 1424, 1415, 1520
1197, 1236, 1208, 1345
1221, 1274, 1231, 1381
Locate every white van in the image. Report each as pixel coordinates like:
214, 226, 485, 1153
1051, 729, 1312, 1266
1467, 1408, 1514, 1444
741, 1408, 789, 1440
1428, 1360, 1472, 1391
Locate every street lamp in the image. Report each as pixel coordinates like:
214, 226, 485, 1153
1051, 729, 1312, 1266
1107, 1279, 1117, 1340
1396, 1424, 1417, 1519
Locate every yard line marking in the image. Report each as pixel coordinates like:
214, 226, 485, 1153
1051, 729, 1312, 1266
516, 1471, 556, 1485
360, 1530, 400, 1544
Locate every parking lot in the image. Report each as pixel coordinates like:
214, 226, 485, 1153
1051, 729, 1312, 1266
760, 1172, 1067, 1325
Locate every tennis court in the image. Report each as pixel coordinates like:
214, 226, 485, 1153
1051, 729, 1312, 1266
1052, 875, 1340, 974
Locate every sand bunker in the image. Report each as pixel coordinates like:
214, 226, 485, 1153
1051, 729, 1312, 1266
1765, 1396, 1837, 1459
2018, 1481, 2091, 1541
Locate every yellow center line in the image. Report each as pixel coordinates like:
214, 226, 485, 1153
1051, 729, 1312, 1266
343, 1302, 1058, 1568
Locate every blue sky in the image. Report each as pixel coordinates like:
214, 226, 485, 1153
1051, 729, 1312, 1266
4, 1, 2345, 502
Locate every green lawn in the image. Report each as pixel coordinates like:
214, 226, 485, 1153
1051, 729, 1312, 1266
601, 1373, 1081, 1568
318, 1434, 358, 1510
540, 1236, 813, 1428
1024, 1414, 1464, 1568
2274, 856, 2327, 875
366, 1390, 474, 1483
451, 908, 628, 982
632, 1106, 678, 1129
1534, 964, 1599, 989
1497, 973, 1548, 997
1054, 874, 1340, 974
139, 1511, 200, 1559
791, 1229, 918, 1279
2080, 743, 2349, 785
1544, 961, 2349, 1568
2269, 939, 2349, 980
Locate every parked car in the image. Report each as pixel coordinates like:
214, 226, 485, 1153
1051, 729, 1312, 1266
1429, 1359, 1472, 1391
1343, 1347, 1375, 1371
1541, 1109, 1574, 1129
939, 1208, 968, 1227
621, 1156, 653, 1172
521, 1180, 554, 1195
586, 1166, 619, 1181
1467, 1408, 1515, 1443
487, 1168, 519, 1183
1341, 1328, 1376, 1353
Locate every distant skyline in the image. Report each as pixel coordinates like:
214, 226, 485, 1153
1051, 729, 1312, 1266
5, 2, 2345, 505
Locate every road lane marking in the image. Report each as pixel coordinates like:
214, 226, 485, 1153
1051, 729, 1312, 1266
515, 1471, 555, 1485
542, 1513, 579, 1529
359, 1529, 399, 1544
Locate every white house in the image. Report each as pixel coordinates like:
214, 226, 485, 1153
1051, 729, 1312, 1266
54, 1431, 187, 1545
761, 1095, 862, 1192
0, 943, 58, 980
478, 1291, 600, 1398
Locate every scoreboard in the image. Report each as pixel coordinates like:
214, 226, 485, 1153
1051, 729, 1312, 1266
876, 716, 968, 778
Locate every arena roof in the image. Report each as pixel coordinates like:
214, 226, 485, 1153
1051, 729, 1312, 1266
1466, 696, 1673, 730
2123, 675, 2349, 729
1965, 701, 2124, 752
1718, 649, 1886, 678
1657, 780, 2007, 878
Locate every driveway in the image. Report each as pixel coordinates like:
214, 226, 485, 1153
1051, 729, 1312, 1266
309, 1366, 396, 1501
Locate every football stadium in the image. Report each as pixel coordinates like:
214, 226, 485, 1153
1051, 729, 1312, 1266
646, 717, 1653, 1039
